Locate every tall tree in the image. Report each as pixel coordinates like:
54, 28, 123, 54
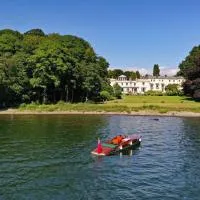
136, 70, 140, 79
112, 69, 124, 79
113, 83, 122, 99
153, 64, 160, 76
130, 71, 137, 80
0, 28, 110, 105
178, 45, 200, 100
124, 71, 132, 79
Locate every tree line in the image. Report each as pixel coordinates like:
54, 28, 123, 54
108, 64, 161, 80
108, 69, 141, 79
0, 28, 114, 106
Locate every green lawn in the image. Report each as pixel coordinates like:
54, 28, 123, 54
115, 96, 188, 103
106, 95, 200, 112
19, 95, 200, 114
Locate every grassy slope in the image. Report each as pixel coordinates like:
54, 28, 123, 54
19, 96, 200, 113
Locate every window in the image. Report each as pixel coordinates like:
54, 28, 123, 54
156, 83, 159, 89
134, 83, 136, 86
126, 83, 128, 86
142, 88, 145, 92
142, 82, 145, 85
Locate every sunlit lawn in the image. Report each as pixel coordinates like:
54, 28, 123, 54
19, 95, 200, 113
107, 95, 200, 111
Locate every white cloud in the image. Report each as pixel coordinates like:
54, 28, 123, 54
109, 66, 179, 76
160, 67, 179, 76
109, 66, 151, 75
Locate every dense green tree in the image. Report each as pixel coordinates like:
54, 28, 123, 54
112, 69, 123, 79
0, 28, 110, 106
124, 71, 132, 79
108, 69, 114, 78
22, 34, 45, 54
136, 70, 140, 79
178, 45, 200, 100
24, 29, 46, 37
113, 83, 122, 99
28, 38, 68, 103
108, 69, 137, 80
130, 71, 137, 80
100, 91, 111, 102
0, 32, 22, 56
101, 80, 114, 96
153, 64, 160, 76
178, 46, 200, 79
165, 84, 180, 96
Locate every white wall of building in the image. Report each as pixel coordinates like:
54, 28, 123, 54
110, 75, 185, 94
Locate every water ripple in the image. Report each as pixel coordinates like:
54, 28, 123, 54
0, 115, 200, 200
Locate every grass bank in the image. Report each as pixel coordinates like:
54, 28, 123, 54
17, 96, 200, 114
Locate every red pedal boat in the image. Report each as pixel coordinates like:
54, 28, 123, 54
91, 134, 141, 156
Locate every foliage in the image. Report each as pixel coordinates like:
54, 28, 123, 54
108, 69, 123, 79
178, 45, 200, 100
0, 28, 109, 106
182, 78, 200, 100
24, 29, 46, 37
113, 83, 122, 99
101, 81, 114, 96
108, 69, 137, 80
153, 64, 160, 76
144, 90, 163, 96
193, 89, 200, 101
130, 71, 137, 80
100, 91, 111, 101
178, 46, 200, 78
165, 84, 180, 96
124, 71, 132, 79
136, 70, 140, 79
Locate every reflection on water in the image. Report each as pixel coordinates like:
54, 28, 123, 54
0, 115, 200, 200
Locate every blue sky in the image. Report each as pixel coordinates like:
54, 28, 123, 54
1, 0, 200, 75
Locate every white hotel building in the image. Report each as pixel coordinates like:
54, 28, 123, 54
110, 75, 185, 94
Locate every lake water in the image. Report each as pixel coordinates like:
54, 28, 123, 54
0, 114, 200, 200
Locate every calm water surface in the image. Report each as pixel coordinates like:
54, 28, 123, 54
0, 115, 200, 200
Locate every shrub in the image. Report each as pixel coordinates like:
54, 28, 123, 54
113, 83, 122, 99
193, 89, 200, 101
144, 90, 163, 96
100, 91, 111, 102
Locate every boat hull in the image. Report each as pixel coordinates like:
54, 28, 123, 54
91, 135, 141, 156
110, 139, 141, 155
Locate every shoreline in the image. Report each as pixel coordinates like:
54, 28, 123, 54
0, 109, 200, 117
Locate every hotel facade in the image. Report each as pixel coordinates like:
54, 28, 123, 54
110, 75, 185, 94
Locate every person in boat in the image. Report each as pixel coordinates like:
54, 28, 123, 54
111, 135, 124, 145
